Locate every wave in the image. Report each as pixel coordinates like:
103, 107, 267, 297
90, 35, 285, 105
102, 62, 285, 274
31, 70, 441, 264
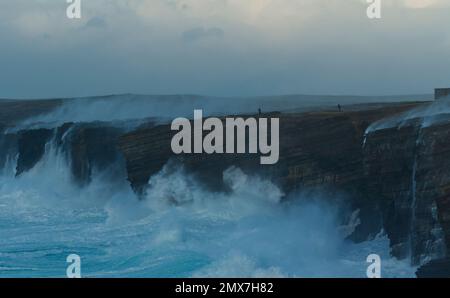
0, 142, 416, 277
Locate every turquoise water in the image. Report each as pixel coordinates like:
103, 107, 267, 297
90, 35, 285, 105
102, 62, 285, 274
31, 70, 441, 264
0, 146, 416, 278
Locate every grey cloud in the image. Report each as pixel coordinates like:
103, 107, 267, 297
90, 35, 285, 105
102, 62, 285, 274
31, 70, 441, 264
1, 1, 450, 99
84, 17, 107, 29
182, 27, 224, 43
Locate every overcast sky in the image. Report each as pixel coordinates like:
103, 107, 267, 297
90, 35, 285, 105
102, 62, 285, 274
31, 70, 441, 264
1, 0, 450, 99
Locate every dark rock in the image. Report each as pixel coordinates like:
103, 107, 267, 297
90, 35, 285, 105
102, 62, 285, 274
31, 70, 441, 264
0, 127, 18, 170
63, 124, 125, 185
363, 122, 421, 260
364, 118, 450, 265
0, 99, 62, 125
16, 128, 53, 175
416, 258, 450, 278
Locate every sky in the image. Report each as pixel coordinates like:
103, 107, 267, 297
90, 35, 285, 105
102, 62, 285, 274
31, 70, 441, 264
1, 0, 450, 99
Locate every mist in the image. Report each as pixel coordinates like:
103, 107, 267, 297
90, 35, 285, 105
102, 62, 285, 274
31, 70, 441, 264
0, 138, 416, 277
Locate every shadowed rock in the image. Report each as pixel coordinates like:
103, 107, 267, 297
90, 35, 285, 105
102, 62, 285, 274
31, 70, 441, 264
416, 258, 450, 278
16, 129, 53, 175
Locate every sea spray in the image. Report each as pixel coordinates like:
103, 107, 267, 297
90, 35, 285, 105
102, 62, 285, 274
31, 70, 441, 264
364, 96, 450, 136
0, 148, 416, 277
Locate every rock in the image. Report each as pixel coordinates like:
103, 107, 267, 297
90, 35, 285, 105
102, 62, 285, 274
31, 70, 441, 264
0, 99, 62, 125
61, 123, 125, 185
0, 127, 18, 170
118, 124, 173, 193
363, 121, 421, 260
416, 258, 450, 278
118, 104, 423, 249
16, 128, 53, 175
3, 121, 125, 185
364, 118, 450, 265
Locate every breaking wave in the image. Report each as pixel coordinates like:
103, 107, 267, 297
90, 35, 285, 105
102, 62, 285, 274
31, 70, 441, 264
0, 142, 415, 277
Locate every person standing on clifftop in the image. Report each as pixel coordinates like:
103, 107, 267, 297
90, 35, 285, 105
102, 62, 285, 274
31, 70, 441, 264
338, 104, 342, 112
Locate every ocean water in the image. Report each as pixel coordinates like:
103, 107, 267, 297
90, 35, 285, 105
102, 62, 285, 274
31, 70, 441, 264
0, 144, 416, 278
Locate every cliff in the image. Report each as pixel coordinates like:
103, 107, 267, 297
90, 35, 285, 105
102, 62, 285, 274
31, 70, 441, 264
0, 99, 62, 126
2, 99, 450, 276
119, 102, 450, 276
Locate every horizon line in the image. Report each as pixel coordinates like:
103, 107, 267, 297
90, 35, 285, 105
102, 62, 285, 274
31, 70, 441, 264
0, 92, 434, 102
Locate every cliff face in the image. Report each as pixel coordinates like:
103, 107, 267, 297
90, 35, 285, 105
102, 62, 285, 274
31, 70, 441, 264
1, 122, 124, 185
118, 104, 424, 243
364, 122, 442, 263
63, 123, 124, 185
363, 119, 450, 269
117, 102, 450, 274
119, 106, 420, 192
420, 122, 450, 263
16, 128, 54, 175
3, 99, 450, 276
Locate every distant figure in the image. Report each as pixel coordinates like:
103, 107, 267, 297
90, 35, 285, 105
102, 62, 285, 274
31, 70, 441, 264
338, 104, 342, 112
258, 108, 262, 115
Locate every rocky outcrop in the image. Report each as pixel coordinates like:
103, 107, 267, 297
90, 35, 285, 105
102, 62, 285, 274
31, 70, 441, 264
416, 258, 450, 278
2, 122, 125, 184
62, 123, 124, 185
0, 126, 18, 170
16, 128, 53, 175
